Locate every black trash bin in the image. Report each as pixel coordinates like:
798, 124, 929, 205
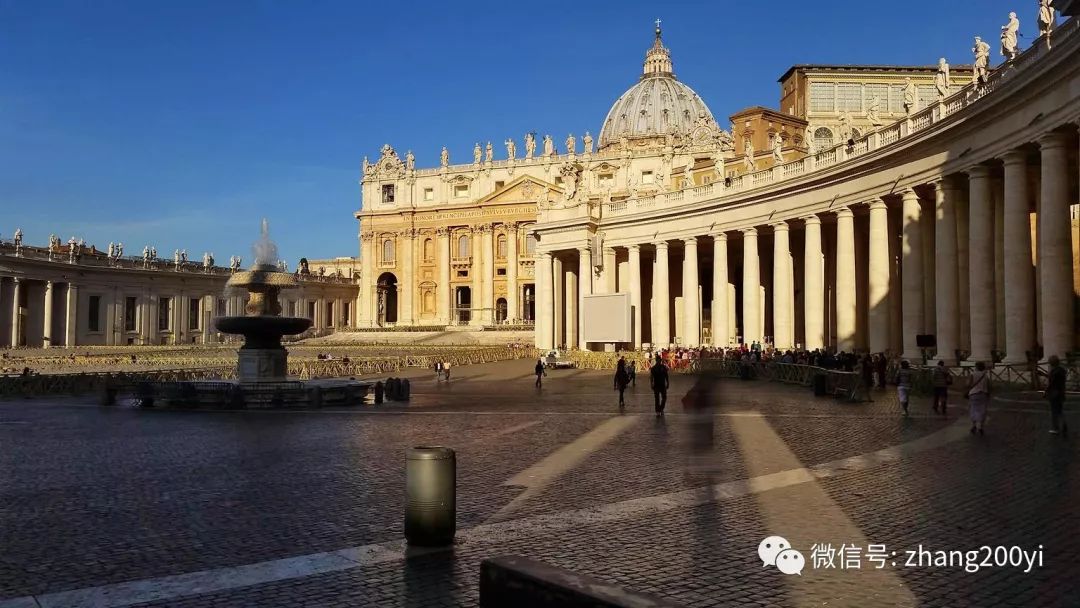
405, 446, 456, 546
401, 378, 410, 401
813, 372, 828, 396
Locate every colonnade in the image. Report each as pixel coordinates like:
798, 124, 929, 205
535, 124, 1080, 363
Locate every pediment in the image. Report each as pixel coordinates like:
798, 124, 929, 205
478, 175, 561, 204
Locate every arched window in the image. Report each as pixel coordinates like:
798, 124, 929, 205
850, 128, 862, 141
423, 238, 434, 262
497, 234, 507, 259
382, 239, 395, 263
457, 235, 470, 258
813, 127, 835, 151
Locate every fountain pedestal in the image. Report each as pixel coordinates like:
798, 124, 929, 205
237, 347, 288, 381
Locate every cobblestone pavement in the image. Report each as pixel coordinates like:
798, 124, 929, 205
1, 358, 1077, 607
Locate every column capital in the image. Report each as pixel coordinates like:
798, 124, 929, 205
966, 164, 992, 178
771, 220, 790, 232
802, 214, 821, 225
577, 246, 590, 254
627, 243, 641, 252
712, 231, 728, 242
741, 227, 758, 236
900, 188, 919, 201
12, 277, 21, 285
655, 240, 669, 250
835, 206, 854, 219
504, 221, 519, 231
867, 197, 887, 210
931, 175, 961, 192
1037, 131, 1069, 150
1000, 149, 1028, 166
682, 236, 698, 246
538, 250, 553, 260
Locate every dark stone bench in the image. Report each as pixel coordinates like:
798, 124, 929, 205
479, 555, 685, 608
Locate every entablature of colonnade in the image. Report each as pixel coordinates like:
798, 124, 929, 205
536, 17, 1080, 251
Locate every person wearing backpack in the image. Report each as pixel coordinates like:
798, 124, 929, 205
931, 360, 952, 415
967, 361, 991, 435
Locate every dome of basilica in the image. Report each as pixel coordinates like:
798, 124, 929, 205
597, 24, 718, 150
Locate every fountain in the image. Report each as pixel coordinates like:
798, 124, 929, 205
136, 220, 370, 409
215, 219, 311, 381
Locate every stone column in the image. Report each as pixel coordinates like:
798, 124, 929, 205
536, 251, 553, 350
967, 165, 996, 362
482, 225, 495, 324
772, 223, 792, 349
628, 244, 643, 349
578, 246, 593, 349
901, 188, 924, 359
42, 280, 54, 348
712, 233, 729, 347
803, 216, 824, 351
682, 237, 700, 347
553, 257, 564, 346
335, 298, 344, 328
360, 235, 374, 326
1000, 152, 1035, 363
506, 223, 518, 323
602, 247, 617, 294
653, 241, 671, 347
867, 199, 890, 353
147, 293, 158, 345
565, 264, 577, 348
173, 293, 183, 344
1038, 132, 1074, 360
835, 209, 856, 352
934, 179, 960, 363
437, 228, 451, 325
10, 278, 21, 348
470, 227, 482, 326
65, 283, 77, 347
400, 230, 415, 326
956, 186, 970, 352
105, 289, 116, 346
992, 176, 1006, 351
742, 229, 760, 346
202, 295, 213, 343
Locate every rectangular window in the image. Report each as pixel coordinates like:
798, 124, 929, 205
453, 184, 469, 198
808, 82, 836, 112
496, 268, 506, 276
159, 297, 171, 331
554, 177, 564, 186
343, 302, 350, 325
917, 85, 937, 110
889, 85, 906, 114
307, 301, 316, 320
456, 270, 468, 278
641, 170, 654, 184
598, 173, 613, 188
836, 83, 862, 112
188, 298, 199, 331
381, 184, 395, 203
88, 295, 101, 332
217, 298, 226, 316
124, 296, 137, 332
494, 181, 505, 190
423, 188, 434, 201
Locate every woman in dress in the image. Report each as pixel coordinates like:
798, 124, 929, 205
967, 361, 991, 435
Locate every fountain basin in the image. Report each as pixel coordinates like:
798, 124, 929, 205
214, 315, 312, 347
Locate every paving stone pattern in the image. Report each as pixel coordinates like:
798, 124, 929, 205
1, 359, 1077, 606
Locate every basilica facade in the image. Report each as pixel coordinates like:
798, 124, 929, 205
357, 12, 1080, 364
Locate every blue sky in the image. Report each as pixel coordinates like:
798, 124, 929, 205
1, 0, 1029, 264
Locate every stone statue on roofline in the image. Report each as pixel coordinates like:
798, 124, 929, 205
743, 138, 755, 173
1039, 0, 1055, 49
405, 150, 415, 172
505, 138, 516, 161
565, 133, 576, 155
485, 141, 493, 163
973, 36, 992, 83
525, 132, 536, 159
867, 97, 883, 126
583, 132, 594, 154
772, 132, 784, 163
903, 79, 917, 115
473, 142, 482, 164
440, 146, 449, 168
543, 134, 554, 157
1001, 12, 1020, 60
935, 58, 951, 99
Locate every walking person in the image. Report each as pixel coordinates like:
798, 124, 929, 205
628, 360, 637, 387
650, 355, 670, 417
434, 361, 443, 382
875, 354, 888, 389
896, 360, 913, 417
534, 358, 546, 388
614, 357, 630, 408
1045, 355, 1069, 436
967, 361, 991, 435
860, 354, 875, 402
931, 360, 952, 415
443, 361, 451, 382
